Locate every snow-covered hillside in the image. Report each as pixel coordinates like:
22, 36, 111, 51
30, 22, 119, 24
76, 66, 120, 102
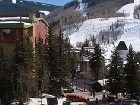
65, 0, 140, 59
76, 0, 87, 17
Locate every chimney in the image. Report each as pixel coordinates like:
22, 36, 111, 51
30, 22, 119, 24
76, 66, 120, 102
29, 13, 36, 20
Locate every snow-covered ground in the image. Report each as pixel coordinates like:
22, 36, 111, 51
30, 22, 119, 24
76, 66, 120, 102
27, 97, 66, 105
65, 0, 140, 60
39, 10, 50, 15
76, 0, 87, 17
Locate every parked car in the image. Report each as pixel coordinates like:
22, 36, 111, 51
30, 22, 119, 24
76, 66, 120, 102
66, 95, 87, 102
119, 99, 137, 105
106, 95, 115, 102
63, 87, 74, 93
10, 100, 19, 105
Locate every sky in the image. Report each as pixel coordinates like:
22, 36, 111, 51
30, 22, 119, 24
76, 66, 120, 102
27, 0, 71, 6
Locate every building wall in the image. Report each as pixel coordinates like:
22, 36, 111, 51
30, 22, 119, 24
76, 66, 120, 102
80, 61, 92, 79
3, 43, 15, 68
80, 60, 106, 79
0, 28, 23, 43
34, 20, 48, 44
119, 50, 128, 61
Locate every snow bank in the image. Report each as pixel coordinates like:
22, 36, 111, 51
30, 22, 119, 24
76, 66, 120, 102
27, 97, 66, 105
0, 17, 29, 20
58, 98, 66, 105
27, 98, 48, 105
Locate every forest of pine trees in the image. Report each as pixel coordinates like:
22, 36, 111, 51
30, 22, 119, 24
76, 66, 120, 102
83, 39, 140, 99
89, 43, 105, 81
0, 24, 78, 105
107, 49, 124, 98
0, 21, 140, 104
107, 45, 140, 99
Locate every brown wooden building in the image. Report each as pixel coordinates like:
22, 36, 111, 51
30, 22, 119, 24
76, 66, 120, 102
0, 13, 48, 67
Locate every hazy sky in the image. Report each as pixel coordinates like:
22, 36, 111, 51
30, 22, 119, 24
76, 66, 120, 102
27, 0, 71, 6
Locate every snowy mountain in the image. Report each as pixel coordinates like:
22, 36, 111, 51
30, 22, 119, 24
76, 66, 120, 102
46, 0, 133, 28
64, 0, 140, 60
0, 0, 60, 17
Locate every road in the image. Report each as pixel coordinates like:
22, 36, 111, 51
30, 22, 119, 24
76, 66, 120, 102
64, 86, 103, 100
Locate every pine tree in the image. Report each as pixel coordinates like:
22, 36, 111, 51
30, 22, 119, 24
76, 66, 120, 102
23, 35, 35, 98
89, 44, 104, 81
12, 34, 34, 104
124, 45, 140, 99
46, 25, 77, 96
80, 39, 89, 58
70, 51, 78, 80
107, 49, 124, 98
46, 24, 62, 96
0, 37, 9, 105
35, 37, 49, 95
12, 35, 25, 104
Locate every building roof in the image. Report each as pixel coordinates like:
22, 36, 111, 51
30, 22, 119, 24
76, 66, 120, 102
0, 23, 33, 28
116, 41, 128, 50
0, 16, 48, 28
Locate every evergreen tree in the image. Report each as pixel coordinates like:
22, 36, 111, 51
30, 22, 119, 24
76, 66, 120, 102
35, 37, 49, 95
46, 24, 62, 96
12, 35, 25, 104
12, 34, 34, 104
23, 35, 35, 98
0, 37, 10, 105
89, 44, 104, 80
124, 45, 140, 99
107, 49, 124, 98
70, 51, 78, 80
58, 29, 79, 89
46, 25, 77, 96
80, 39, 89, 58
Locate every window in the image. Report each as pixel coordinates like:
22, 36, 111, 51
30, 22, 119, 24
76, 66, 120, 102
3, 29, 11, 37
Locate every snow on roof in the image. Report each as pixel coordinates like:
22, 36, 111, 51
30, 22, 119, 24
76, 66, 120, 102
70, 50, 80, 53
0, 17, 29, 21
0, 21, 31, 25
42, 93, 55, 98
81, 55, 91, 62
98, 79, 108, 86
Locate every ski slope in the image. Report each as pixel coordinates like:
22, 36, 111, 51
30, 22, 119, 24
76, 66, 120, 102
66, 0, 140, 59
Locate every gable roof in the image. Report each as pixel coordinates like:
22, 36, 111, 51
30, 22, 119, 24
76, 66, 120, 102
34, 18, 49, 26
116, 41, 128, 50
